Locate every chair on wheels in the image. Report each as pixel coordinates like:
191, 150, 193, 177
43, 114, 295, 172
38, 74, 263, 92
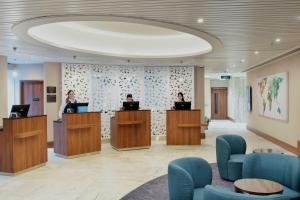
168, 157, 212, 200
216, 135, 247, 181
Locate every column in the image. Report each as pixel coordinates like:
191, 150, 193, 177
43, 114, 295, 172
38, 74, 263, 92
0, 55, 8, 126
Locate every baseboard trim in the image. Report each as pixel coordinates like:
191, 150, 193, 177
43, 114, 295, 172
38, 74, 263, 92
247, 126, 300, 156
227, 117, 235, 122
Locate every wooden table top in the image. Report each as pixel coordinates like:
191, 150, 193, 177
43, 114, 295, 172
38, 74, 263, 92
253, 148, 284, 154
234, 178, 284, 195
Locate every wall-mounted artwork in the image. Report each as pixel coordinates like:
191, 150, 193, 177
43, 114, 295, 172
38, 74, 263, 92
257, 72, 288, 120
47, 95, 56, 103
47, 86, 56, 93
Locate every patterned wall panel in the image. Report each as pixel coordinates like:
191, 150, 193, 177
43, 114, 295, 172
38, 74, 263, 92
62, 63, 194, 139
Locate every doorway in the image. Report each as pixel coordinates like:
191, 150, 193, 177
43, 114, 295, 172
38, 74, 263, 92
211, 87, 228, 119
20, 80, 44, 116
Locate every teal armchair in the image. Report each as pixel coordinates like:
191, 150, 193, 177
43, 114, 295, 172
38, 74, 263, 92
216, 135, 247, 181
243, 153, 300, 200
203, 185, 289, 200
168, 157, 212, 200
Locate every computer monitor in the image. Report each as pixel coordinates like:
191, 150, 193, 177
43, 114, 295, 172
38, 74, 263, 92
174, 101, 191, 110
64, 103, 89, 113
123, 101, 139, 111
76, 103, 89, 113
10, 104, 30, 118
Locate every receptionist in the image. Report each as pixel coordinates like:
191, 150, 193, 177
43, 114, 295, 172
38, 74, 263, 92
59, 90, 77, 118
177, 92, 185, 102
126, 94, 134, 102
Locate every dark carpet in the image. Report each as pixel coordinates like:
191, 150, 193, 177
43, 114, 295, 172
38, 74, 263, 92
121, 163, 233, 200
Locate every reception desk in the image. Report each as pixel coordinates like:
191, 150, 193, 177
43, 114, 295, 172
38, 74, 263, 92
167, 110, 202, 145
0, 115, 47, 175
53, 112, 101, 158
110, 110, 151, 150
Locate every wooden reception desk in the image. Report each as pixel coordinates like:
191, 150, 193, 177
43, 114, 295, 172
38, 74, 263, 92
110, 110, 151, 150
53, 112, 101, 158
0, 115, 47, 175
167, 110, 202, 145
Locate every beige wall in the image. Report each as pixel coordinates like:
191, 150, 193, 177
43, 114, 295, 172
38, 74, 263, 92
0, 55, 8, 126
44, 63, 61, 141
194, 67, 205, 122
247, 51, 300, 147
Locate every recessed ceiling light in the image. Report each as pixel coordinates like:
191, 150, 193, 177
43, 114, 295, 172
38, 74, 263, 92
197, 18, 204, 23
296, 16, 300, 20
275, 38, 281, 42
254, 51, 259, 55
241, 59, 245, 63
232, 64, 236, 68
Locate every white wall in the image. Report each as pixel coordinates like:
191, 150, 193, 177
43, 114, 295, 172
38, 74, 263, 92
228, 77, 246, 122
7, 64, 44, 106
210, 79, 229, 88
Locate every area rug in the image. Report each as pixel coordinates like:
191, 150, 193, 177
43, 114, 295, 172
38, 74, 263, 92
121, 163, 233, 200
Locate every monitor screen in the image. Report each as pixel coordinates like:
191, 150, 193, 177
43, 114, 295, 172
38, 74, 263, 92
10, 104, 30, 117
174, 102, 191, 110
64, 103, 89, 113
123, 101, 139, 111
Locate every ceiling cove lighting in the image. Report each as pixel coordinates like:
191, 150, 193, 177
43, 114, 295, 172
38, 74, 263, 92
25, 21, 213, 58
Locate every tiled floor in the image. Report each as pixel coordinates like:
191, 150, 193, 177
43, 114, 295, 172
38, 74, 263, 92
0, 120, 285, 200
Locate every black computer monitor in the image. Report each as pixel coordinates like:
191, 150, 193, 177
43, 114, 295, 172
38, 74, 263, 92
10, 104, 30, 117
64, 103, 89, 114
174, 101, 191, 110
123, 101, 139, 111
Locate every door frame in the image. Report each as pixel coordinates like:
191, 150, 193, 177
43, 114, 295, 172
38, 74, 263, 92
20, 80, 44, 115
211, 87, 228, 120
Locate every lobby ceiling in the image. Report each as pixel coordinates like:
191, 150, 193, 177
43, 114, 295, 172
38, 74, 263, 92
1, 0, 300, 72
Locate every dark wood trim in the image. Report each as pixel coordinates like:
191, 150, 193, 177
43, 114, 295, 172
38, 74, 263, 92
247, 126, 299, 156
227, 116, 235, 122
47, 141, 54, 148
201, 133, 206, 139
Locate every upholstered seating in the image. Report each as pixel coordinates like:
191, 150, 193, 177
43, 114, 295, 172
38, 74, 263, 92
216, 135, 247, 181
202, 185, 289, 200
243, 153, 300, 200
168, 157, 212, 200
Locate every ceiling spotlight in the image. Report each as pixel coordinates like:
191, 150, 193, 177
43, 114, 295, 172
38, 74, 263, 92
275, 38, 281, 43
241, 59, 245, 63
13, 47, 17, 51
232, 64, 236, 68
73, 55, 77, 59
254, 51, 259, 55
197, 18, 204, 23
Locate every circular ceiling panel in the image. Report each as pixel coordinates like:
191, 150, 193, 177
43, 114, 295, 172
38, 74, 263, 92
13, 16, 221, 58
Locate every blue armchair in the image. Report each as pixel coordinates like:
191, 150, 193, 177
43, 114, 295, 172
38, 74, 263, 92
216, 135, 247, 181
243, 153, 300, 200
202, 185, 289, 200
168, 157, 212, 200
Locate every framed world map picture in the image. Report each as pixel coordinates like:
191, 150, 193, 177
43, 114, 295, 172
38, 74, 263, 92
257, 72, 288, 121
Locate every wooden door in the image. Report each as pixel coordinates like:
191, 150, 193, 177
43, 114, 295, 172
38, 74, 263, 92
20, 81, 44, 116
211, 88, 228, 119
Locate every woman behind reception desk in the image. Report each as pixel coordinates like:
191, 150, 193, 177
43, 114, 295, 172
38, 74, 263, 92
177, 92, 185, 102
59, 90, 77, 118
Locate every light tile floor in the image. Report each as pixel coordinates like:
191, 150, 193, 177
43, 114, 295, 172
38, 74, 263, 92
0, 120, 286, 200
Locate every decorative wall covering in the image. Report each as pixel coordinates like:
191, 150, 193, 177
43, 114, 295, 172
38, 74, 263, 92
62, 63, 195, 139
